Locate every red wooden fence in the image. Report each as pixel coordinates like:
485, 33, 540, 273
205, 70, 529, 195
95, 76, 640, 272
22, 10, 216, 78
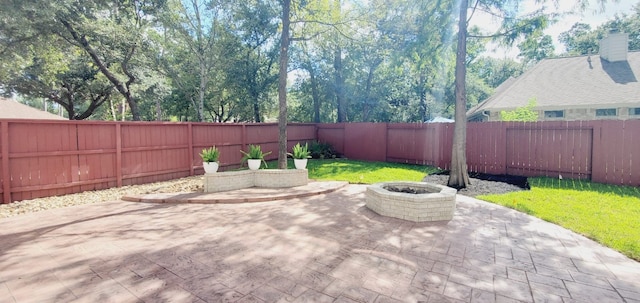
317, 120, 640, 187
2, 120, 638, 204
0, 120, 316, 204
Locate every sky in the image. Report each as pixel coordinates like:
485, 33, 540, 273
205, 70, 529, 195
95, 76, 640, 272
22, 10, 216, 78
474, 0, 638, 58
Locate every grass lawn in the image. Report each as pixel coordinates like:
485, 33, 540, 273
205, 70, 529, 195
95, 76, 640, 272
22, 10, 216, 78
478, 177, 640, 261
266, 158, 439, 184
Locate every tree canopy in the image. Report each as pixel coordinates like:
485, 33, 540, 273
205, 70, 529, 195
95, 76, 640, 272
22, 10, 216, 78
559, 3, 640, 55
0, 0, 524, 121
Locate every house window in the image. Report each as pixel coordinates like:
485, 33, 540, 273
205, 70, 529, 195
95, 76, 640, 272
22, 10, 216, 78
630, 108, 640, 116
596, 108, 617, 116
544, 110, 564, 118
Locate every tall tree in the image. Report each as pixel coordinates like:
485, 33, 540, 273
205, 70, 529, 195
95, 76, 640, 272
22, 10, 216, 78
449, 0, 471, 188
374, 0, 457, 122
0, 0, 166, 120
291, 41, 333, 123
59, 1, 165, 121
162, 0, 224, 122
276, 0, 357, 166
228, 0, 280, 122
449, 0, 551, 188
0, 34, 115, 119
448, 0, 611, 188
277, 0, 291, 169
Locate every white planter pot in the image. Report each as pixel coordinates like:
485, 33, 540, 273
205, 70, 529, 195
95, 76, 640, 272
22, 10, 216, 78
247, 159, 261, 170
203, 162, 219, 173
294, 158, 308, 169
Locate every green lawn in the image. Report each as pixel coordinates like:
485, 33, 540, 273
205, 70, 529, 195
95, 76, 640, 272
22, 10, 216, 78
267, 158, 439, 184
478, 177, 640, 261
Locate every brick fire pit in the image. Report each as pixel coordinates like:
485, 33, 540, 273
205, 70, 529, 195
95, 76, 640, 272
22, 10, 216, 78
365, 181, 456, 222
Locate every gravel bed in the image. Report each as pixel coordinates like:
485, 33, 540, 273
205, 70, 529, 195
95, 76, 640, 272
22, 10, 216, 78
422, 174, 525, 197
1, 173, 524, 219
0, 176, 204, 219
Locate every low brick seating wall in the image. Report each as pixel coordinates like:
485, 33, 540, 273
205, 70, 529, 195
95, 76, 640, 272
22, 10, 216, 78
365, 181, 456, 222
204, 169, 308, 193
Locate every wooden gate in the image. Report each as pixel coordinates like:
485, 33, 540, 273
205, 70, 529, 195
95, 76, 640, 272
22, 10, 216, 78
505, 125, 593, 179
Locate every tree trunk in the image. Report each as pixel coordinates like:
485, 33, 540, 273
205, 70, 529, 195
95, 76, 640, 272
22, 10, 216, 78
362, 64, 375, 122
277, 0, 291, 169
110, 99, 117, 121
253, 100, 262, 122
309, 65, 321, 123
198, 60, 206, 122
418, 72, 427, 122
156, 99, 162, 121
448, 0, 471, 189
121, 98, 126, 121
334, 47, 346, 122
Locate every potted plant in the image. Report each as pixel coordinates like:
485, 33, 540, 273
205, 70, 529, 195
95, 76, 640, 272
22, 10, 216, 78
240, 144, 271, 170
288, 142, 311, 169
200, 146, 220, 173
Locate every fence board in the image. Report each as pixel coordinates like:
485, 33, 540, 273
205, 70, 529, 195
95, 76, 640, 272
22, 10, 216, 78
467, 122, 506, 174
592, 120, 640, 185
317, 124, 345, 155
77, 124, 117, 191
0, 122, 5, 204
287, 124, 316, 143
505, 122, 593, 179
435, 123, 454, 170
246, 124, 279, 144
1, 120, 638, 204
120, 123, 191, 185
0, 120, 319, 203
386, 124, 440, 166
245, 124, 280, 161
7, 121, 79, 201
343, 123, 387, 161
318, 121, 637, 186
192, 123, 244, 169
387, 125, 421, 164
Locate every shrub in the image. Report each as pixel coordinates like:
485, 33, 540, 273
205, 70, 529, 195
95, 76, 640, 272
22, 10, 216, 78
310, 141, 338, 159
500, 98, 538, 122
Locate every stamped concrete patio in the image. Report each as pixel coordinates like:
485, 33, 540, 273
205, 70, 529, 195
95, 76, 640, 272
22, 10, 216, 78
1, 183, 639, 302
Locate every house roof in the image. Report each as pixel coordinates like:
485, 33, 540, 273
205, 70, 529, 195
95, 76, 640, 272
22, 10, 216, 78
428, 116, 454, 123
0, 97, 66, 120
467, 51, 640, 117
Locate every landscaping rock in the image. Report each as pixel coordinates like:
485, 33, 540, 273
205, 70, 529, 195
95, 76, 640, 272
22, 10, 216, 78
422, 174, 525, 197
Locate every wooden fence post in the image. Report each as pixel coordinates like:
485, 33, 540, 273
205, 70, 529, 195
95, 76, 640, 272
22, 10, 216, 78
116, 123, 123, 187
384, 123, 389, 162
1, 121, 10, 204
241, 124, 247, 152
188, 123, 194, 176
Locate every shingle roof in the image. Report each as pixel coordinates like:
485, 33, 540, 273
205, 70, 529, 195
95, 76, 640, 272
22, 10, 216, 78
0, 97, 67, 120
467, 51, 640, 116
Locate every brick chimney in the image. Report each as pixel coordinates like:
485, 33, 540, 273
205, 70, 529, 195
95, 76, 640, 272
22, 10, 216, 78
599, 32, 629, 62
